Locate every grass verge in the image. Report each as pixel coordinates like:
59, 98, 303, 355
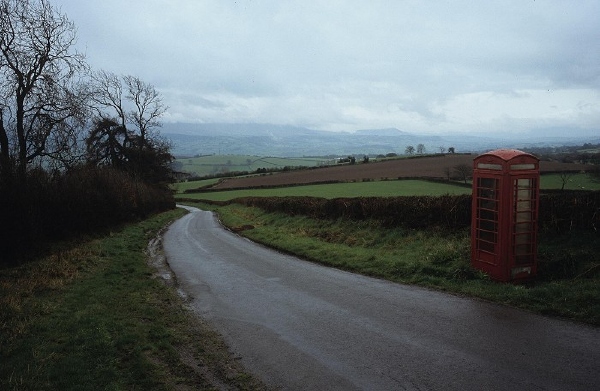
196, 202, 600, 326
0, 209, 267, 391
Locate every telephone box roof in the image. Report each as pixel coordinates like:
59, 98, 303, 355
475, 149, 538, 162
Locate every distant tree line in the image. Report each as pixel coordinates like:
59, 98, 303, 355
522, 143, 600, 182
404, 144, 455, 156
0, 0, 174, 264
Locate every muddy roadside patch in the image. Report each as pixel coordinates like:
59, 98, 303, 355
146, 227, 270, 391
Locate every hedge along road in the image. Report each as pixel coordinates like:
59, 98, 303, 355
163, 206, 600, 391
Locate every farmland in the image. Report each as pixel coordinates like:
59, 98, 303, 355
206, 154, 590, 190
176, 173, 600, 202
177, 180, 472, 202
176, 155, 334, 177
174, 154, 597, 201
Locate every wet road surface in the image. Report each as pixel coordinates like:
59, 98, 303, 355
163, 206, 600, 390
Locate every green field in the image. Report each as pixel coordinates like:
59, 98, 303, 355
540, 172, 600, 190
175, 173, 599, 202
177, 180, 472, 201
176, 155, 335, 177
173, 178, 220, 193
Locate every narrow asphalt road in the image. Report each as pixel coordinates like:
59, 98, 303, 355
163, 206, 600, 391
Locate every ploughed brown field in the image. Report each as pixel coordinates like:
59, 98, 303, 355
212, 154, 589, 190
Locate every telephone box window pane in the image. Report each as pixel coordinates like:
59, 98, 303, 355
478, 188, 497, 201
515, 222, 532, 233
515, 233, 532, 246
515, 179, 532, 195
478, 230, 496, 243
516, 200, 532, 211
511, 164, 536, 170
516, 211, 532, 223
477, 163, 502, 170
479, 199, 497, 211
479, 209, 496, 221
516, 179, 537, 191
479, 219, 496, 232
516, 186, 532, 198
516, 189, 532, 202
479, 241, 495, 253
479, 178, 497, 190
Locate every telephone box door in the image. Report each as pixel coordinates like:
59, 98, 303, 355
473, 177, 500, 268
511, 177, 538, 278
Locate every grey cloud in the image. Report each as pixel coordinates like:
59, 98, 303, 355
53, 0, 600, 134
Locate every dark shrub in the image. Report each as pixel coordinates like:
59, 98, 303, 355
0, 166, 174, 265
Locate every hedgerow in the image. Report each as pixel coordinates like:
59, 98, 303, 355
0, 166, 174, 265
217, 191, 600, 233
228, 195, 472, 229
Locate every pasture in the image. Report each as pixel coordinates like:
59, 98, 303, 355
177, 180, 472, 202
176, 155, 333, 177
209, 154, 591, 190
540, 172, 600, 190
174, 178, 220, 193
175, 172, 599, 202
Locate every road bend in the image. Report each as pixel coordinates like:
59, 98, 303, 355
163, 206, 600, 391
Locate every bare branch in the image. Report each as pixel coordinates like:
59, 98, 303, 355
124, 75, 167, 142
0, 0, 88, 171
91, 70, 126, 128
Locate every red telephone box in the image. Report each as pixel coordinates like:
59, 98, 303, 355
471, 149, 540, 282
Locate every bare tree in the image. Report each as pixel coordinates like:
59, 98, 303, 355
439, 146, 446, 154
558, 171, 575, 190
91, 70, 127, 129
405, 145, 415, 155
92, 72, 167, 145
89, 72, 172, 185
443, 166, 452, 181
417, 143, 426, 154
0, 0, 88, 173
453, 163, 473, 184
124, 75, 167, 144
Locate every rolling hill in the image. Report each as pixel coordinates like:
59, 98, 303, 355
162, 123, 599, 158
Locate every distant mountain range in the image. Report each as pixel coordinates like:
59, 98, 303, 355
160, 123, 599, 157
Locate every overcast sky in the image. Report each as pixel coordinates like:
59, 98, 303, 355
52, 0, 600, 136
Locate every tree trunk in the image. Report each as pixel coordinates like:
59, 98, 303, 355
0, 110, 10, 177
0, 110, 8, 161
16, 95, 27, 174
